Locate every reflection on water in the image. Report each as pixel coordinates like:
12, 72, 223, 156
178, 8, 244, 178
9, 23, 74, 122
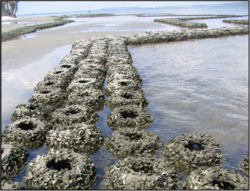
12, 145, 48, 188
2, 44, 73, 131
191, 16, 249, 28
127, 34, 248, 172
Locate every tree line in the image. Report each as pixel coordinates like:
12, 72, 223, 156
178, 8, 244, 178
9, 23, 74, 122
2, 1, 19, 17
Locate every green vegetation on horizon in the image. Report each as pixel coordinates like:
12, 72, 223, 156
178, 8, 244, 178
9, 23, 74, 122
76, 13, 114, 18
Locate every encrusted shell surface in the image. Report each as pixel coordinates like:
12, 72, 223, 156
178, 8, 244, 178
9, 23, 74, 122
46, 123, 104, 155
107, 105, 153, 130
163, 132, 223, 169
177, 166, 249, 190
101, 153, 178, 190
51, 104, 99, 126
104, 127, 162, 158
1, 143, 29, 180
1, 180, 21, 190
2, 117, 52, 149
105, 89, 148, 110
25, 148, 96, 190
239, 154, 249, 176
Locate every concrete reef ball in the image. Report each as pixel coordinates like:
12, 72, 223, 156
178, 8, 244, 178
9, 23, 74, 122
101, 153, 178, 190
51, 104, 99, 126
104, 127, 162, 158
66, 88, 105, 111
67, 77, 104, 93
105, 89, 149, 110
163, 132, 222, 168
34, 71, 74, 91
2, 117, 52, 149
239, 154, 249, 176
29, 86, 67, 107
105, 79, 141, 97
46, 123, 104, 155
107, 68, 142, 84
1, 180, 21, 190
106, 64, 139, 79
25, 148, 96, 190
177, 166, 249, 190
107, 105, 153, 130
11, 103, 55, 122
1, 143, 29, 180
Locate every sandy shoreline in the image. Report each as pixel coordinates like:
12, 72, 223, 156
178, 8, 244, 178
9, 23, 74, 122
2, 15, 163, 72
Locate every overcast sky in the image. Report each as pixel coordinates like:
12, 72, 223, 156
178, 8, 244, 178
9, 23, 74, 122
17, 1, 247, 15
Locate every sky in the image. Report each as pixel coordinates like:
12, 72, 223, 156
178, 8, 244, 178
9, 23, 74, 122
17, 1, 247, 15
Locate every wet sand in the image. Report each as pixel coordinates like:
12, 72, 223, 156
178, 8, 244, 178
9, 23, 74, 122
2, 15, 160, 72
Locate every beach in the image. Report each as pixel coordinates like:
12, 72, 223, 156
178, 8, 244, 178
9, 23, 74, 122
2, 15, 164, 71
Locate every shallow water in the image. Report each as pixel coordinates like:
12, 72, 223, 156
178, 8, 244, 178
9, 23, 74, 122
21, 14, 248, 40
127, 34, 248, 172
5, 34, 248, 189
2, 44, 73, 131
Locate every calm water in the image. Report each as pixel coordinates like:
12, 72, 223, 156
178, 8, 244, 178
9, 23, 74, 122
2, 3, 249, 189
128, 34, 248, 172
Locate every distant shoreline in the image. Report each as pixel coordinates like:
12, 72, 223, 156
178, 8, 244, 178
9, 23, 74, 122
14, 2, 248, 17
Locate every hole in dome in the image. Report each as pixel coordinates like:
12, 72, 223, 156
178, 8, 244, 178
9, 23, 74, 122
121, 93, 133, 99
47, 159, 72, 171
184, 143, 205, 152
132, 162, 153, 173
119, 81, 130, 86
1, 149, 4, 154
212, 180, 235, 190
65, 108, 80, 115
79, 80, 89, 83
126, 133, 142, 140
27, 104, 36, 110
54, 71, 62, 74
45, 82, 55, 86
83, 92, 90, 96
17, 121, 35, 130
61, 65, 72, 68
120, 111, 138, 119
40, 90, 51, 94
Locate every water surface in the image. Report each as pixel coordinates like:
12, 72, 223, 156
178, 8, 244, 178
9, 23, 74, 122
127, 34, 248, 172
